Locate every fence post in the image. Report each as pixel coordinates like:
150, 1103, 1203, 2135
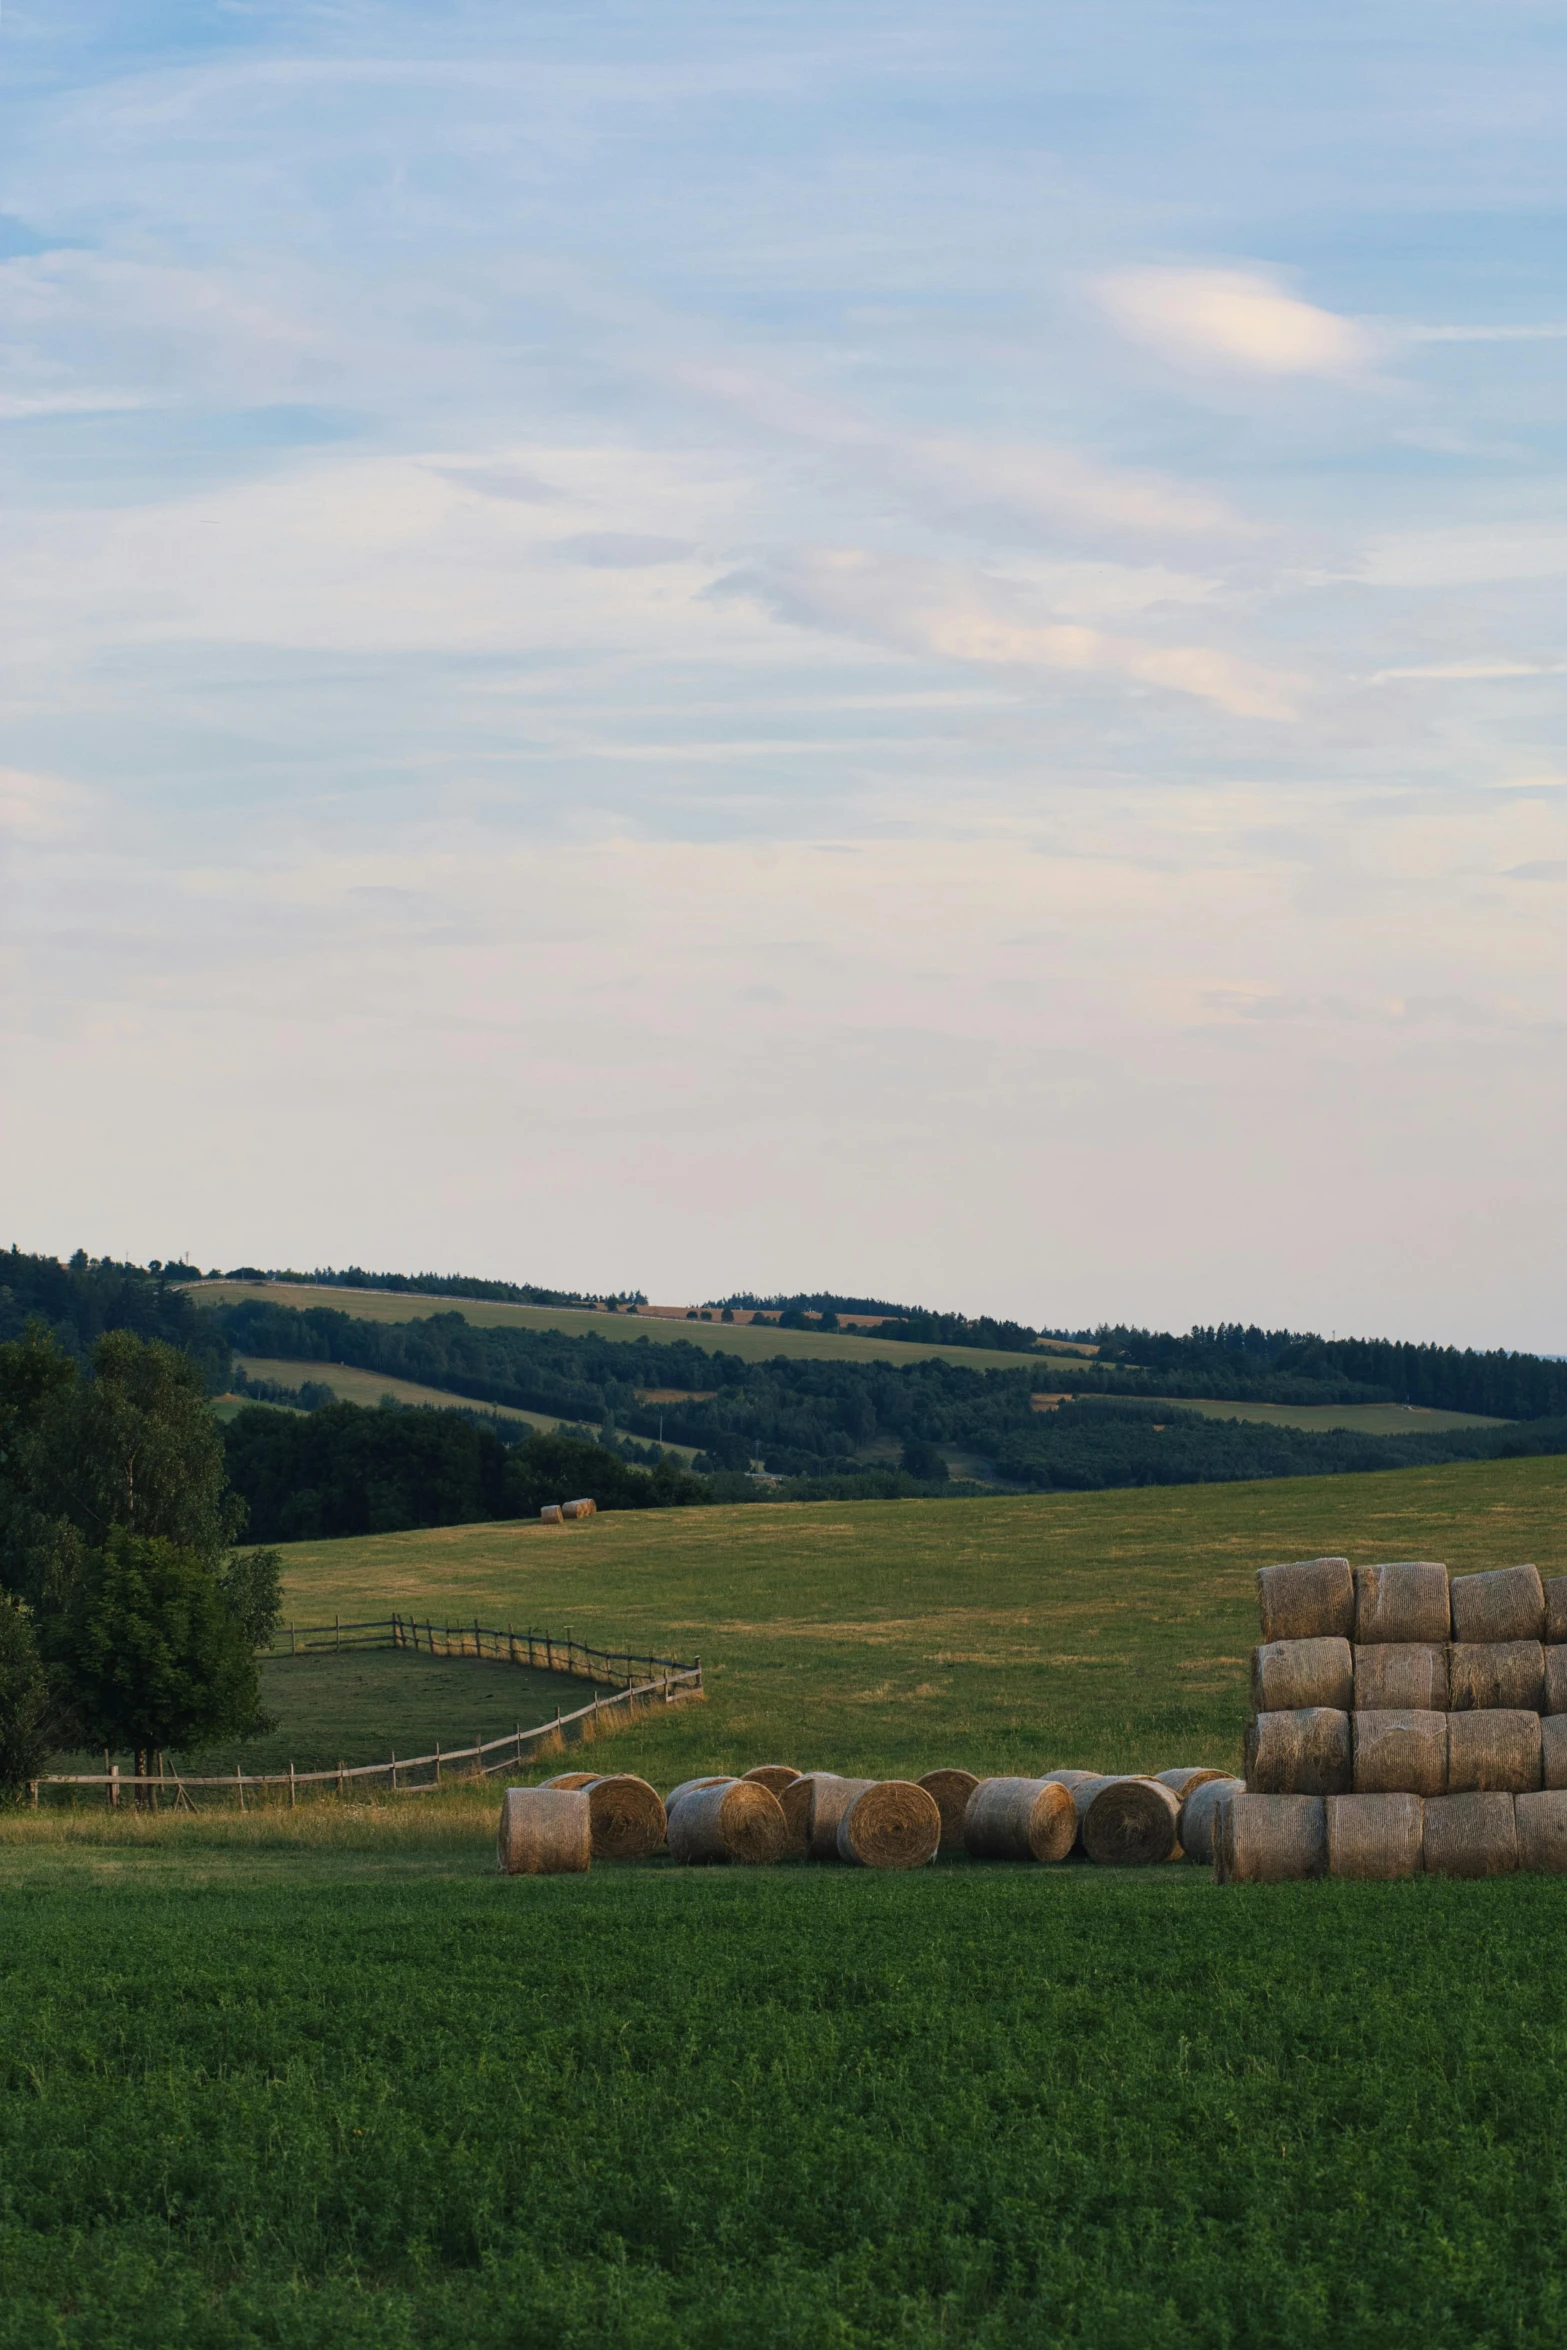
236, 1764, 245, 1814
289, 1761, 297, 1811
337, 1759, 344, 1795
696, 1654, 703, 1692
109, 1762, 120, 1810
334, 1614, 340, 1654
435, 1741, 442, 1787
474, 1618, 481, 1659
290, 1621, 297, 1657
545, 1631, 553, 1672
28, 1779, 38, 1809
391, 1750, 398, 1792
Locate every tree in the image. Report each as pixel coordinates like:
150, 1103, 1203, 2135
0, 1595, 68, 1798
900, 1437, 949, 1482
220, 1546, 285, 1651
32, 1330, 242, 1569
58, 1529, 266, 1790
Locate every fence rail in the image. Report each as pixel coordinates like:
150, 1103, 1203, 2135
31, 1621, 702, 1808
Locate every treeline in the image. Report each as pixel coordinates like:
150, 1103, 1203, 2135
1089, 1324, 1567, 1420
213, 1265, 644, 1308
0, 1249, 230, 1388
222, 1410, 706, 1542
710, 1289, 1059, 1354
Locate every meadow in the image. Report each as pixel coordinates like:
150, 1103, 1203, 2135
1147, 1393, 1504, 1436
8, 1453, 1567, 2348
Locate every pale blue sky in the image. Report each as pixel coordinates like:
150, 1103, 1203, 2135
2, 3, 1564, 1343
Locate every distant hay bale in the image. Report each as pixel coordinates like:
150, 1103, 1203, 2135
542, 1771, 602, 1791
1353, 1642, 1448, 1712
1545, 1574, 1567, 1644
539, 1504, 564, 1524
496, 1788, 592, 1875
1082, 1777, 1182, 1866
1178, 1776, 1245, 1867
1446, 1709, 1541, 1795
1256, 1557, 1353, 1644
1515, 1791, 1567, 1873
1423, 1791, 1517, 1878
918, 1768, 981, 1852
963, 1777, 1077, 1863
780, 1772, 839, 1858
1545, 1649, 1567, 1715
741, 1764, 801, 1796
666, 1779, 787, 1866
1244, 1709, 1351, 1795
1251, 1638, 1353, 1713
1152, 1767, 1233, 1798
1326, 1792, 1424, 1880
835, 1781, 942, 1869
561, 1497, 597, 1521
1544, 1718, 1567, 1790
1449, 1563, 1545, 1644
1448, 1641, 1545, 1713
1352, 1710, 1448, 1797
584, 1774, 666, 1859
1215, 1792, 1327, 1883
807, 1775, 878, 1860
1353, 1562, 1450, 1646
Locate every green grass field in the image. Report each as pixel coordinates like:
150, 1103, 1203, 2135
227, 1355, 705, 1461
188, 1279, 1087, 1373
1147, 1393, 1506, 1434
9, 1454, 1567, 2347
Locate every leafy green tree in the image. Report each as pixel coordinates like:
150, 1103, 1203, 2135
36, 1330, 241, 1567
220, 1546, 285, 1651
59, 1529, 266, 1788
900, 1437, 949, 1482
0, 1594, 70, 1798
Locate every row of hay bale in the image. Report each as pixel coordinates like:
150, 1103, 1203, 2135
538, 1497, 597, 1524
1237, 1555, 1567, 1878
1218, 1789, 1567, 1880
496, 1761, 1248, 1875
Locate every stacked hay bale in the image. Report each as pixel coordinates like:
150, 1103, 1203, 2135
1227, 1555, 1567, 1881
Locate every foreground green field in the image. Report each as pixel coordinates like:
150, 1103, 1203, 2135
4, 1824, 1567, 2349
189, 1279, 1082, 1373
268, 1453, 1567, 1783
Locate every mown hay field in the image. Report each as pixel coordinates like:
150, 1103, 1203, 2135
8, 1454, 1567, 2349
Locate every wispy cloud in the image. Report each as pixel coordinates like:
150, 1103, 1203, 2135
1097, 267, 1372, 376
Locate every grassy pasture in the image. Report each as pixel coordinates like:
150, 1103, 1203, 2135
228, 1355, 705, 1460
1146, 1394, 1507, 1435
188, 1279, 1083, 1372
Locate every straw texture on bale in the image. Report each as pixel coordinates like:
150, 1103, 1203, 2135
1353, 1562, 1450, 1646
1251, 1637, 1353, 1715
1082, 1777, 1182, 1866
780, 1772, 838, 1858
1352, 1641, 1448, 1714
1244, 1708, 1351, 1795
1326, 1792, 1424, 1880
542, 1771, 601, 1791
1544, 1648, 1567, 1716
740, 1764, 800, 1796
584, 1774, 666, 1860
539, 1505, 563, 1524
835, 1780, 942, 1869
1449, 1563, 1545, 1645
1422, 1791, 1517, 1878
1152, 1766, 1232, 1797
1216, 1793, 1327, 1884
560, 1497, 597, 1520
1446, 1709, 1541, 1794
1515, 1790, 1567, 1874
497, 1787, 592, 1875
807, 1775, 878, 1860
1256, 1557, 1353, 1645
1447, 1641, 1545, 1713
1352, 1710, 1447, 1797
963, 1777, 1078, 1863
918, 1768, 981, 1851
1543, 1716, 1567, 1790
663, 1775, 733, 1819
1178, 1776, 1245, 1867
1038, 1769, 1102, 1792
666, 1779, 787, 1866
1545, 1575, 1567, 1645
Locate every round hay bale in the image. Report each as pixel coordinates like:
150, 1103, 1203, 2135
1446, 1709, 1541, 1795
542, 1771, 602, 1791
1038, 1768, 1102, 1786
1082, 1777, 1181, 1866
1251, 1638, 1353, 1714
1515, 1790, 1567, 1873
741, 1764, 801, 1796
539, 1504, 564, 1524
1256, 1557, 1353, 1644
497, 1787, 592, 1875
836, 1781, 942, 1869
807, 1775, 878, 1860
1352, 1641, 1448, 1713
1545, 1574, 1567, 1645
1543, 1716, 1567, 1790
918, 1767, 981, 1852
1448, 1641, 1545, 1713
779, 1771, 838, 1858
1353, 1562, 1450, 1646
1215, 1792, 1326, 1883
1449, 1563, 1545, 1644
663, 1775, 734, 1818
1153, 1766, 1233, 1797
1545, 1648, 1567, 1716
1244, 1709, 1351, 1795
963, 1777, 1077, 1863
1178, 1776, 1245, 1867
666, 1779, 787, 1866
1326, 1792, 1423, 1880
1352, 1710, 1448, 1798
1422, 1791, 1517, 1878
585, 1774, 666, 1860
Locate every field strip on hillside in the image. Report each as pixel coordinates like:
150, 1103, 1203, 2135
229, 1355, 703, 1459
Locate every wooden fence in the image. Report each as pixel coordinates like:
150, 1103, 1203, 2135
31, 1620, 702, 1809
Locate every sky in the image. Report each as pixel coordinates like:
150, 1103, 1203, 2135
2, 1, 1564, 1348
